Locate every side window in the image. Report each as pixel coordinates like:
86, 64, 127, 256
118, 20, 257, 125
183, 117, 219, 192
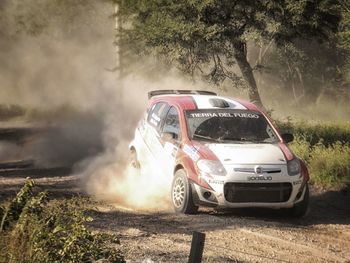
147, 102, 169, 132
162, 107, 181, 140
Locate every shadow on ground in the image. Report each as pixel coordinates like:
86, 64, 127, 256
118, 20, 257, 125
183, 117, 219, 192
86, 186, 350, 236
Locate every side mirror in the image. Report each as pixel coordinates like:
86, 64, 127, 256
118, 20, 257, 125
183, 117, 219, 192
281, 133, 294, 143
161, 132, 177, 142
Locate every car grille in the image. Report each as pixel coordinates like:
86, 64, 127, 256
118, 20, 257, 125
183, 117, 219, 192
224, 182, 292, 203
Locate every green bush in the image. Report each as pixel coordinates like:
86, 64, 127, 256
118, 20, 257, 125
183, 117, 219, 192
290, 136, 350, 189
276, 120, 350, 146
308, 142, 350, 189
277, 120, 350, 189
289, 135, 311, 163
0, 179, 36, 231
0, 180, 125, 263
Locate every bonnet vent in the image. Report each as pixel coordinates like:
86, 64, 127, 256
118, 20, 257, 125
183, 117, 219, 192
209, 98, 230, 108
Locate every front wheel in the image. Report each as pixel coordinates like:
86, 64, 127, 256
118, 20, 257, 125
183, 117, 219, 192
289, 183, 309, 218
171, 169, 198, 214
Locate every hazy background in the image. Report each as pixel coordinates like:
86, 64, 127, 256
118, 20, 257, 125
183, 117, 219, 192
0, 0, 209, 209
0, 0, 348, 209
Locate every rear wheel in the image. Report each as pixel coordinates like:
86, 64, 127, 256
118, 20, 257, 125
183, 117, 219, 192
171, 169, 198, 214
289, 183, 309, 218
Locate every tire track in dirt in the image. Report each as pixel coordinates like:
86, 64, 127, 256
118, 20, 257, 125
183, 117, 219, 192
238, 228, 349, 262
1, 171, 349, 262
191, 213, 350, 263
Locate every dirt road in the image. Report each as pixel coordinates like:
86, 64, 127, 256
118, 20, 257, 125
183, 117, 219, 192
1, 171, 349, 263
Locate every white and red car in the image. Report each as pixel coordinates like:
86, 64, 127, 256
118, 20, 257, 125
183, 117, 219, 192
129, 90, 310, 217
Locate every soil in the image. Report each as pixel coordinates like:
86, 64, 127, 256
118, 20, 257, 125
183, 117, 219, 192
1, 170, 349, 263
0, 126, 349, 262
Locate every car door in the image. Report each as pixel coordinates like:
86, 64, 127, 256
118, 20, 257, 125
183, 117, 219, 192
143, 102, 170, 164
159, 106, 181, 174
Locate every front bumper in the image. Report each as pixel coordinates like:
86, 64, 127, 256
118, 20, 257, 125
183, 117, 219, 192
191, 164, 307, 209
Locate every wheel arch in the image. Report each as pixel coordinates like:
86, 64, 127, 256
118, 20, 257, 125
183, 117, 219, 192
173, 164, 184, 176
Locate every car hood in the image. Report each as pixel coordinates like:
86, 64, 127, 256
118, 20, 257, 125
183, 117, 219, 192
205, 143, 287, 165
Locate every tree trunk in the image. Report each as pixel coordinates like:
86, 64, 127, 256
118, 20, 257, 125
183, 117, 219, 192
114, 3, 124, 99
233, 41, 264, 109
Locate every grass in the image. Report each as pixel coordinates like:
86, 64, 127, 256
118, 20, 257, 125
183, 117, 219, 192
276, 120, 350, 146
281, 121, 350, 189
0, 180, 125, 263
301, 141, 350, 189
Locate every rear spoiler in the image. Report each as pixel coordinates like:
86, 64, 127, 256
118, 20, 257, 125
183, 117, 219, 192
148, 89, 217, 99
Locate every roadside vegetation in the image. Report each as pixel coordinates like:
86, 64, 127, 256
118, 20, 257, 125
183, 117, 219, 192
0, 180, 125, 263
277, 121, 350, 189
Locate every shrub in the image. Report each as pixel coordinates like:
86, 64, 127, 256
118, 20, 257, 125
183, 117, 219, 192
277, 120, 350, 189
0, 179, 35, 231
308, 142, 350, 189
289, 135, 311, 163
276, 120, 350, 146
0, 180, 125, 263
290, 136, 350, 189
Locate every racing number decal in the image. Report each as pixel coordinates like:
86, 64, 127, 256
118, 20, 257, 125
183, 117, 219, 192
164, 142, 179, 157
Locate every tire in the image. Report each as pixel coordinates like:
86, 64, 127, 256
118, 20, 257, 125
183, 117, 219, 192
289, 183, 309, 218
130, 148, 140, 169
171, 169, 198, 214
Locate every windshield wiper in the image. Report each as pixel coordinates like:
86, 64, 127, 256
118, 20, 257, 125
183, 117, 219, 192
223, 138, 277, 144
218, 137, 265, 143
217, 135, 252, 142
192, 134, 219, 142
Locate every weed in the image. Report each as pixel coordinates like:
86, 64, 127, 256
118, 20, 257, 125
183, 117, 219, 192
290, 136, 350, 189
308, 142, 350, 189
0, 180, 125, 263
276, 120, 350, 146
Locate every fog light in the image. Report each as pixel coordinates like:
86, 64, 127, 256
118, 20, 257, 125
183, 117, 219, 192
203, 191, 212, 199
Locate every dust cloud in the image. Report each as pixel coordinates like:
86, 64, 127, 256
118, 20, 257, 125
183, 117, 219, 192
0, 0, 210, 210
3, 0, 346, 212
76, 75, 210, 211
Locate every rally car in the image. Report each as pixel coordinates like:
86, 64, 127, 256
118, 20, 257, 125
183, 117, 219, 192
129, 90, 310, 217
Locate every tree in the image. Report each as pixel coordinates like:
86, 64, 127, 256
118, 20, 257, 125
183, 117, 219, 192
338, 0, 350, 66
117, 0, 267, 107
259, 1, 345, 105
116, 0, 342, 109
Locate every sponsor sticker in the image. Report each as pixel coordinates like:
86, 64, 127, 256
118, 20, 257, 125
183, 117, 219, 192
183, 144, 200, 161
247, 175, 272, 181
189, 112, 259, 119
151, 113, 161, 121
150, 118, 158, 126
208, 179, 224, 185
293, 180, 302, 185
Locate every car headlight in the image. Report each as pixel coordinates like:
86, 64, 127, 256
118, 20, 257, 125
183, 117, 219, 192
197, 159, 227, 176
287, 159, 301, 176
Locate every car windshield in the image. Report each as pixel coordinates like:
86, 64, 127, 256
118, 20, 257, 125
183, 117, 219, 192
185, 109, 279, 143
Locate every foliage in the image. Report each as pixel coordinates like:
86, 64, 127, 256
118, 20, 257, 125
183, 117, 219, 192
308, 141, 350, 188
116, 0, 342, 107
280, 120, 350, 189
253, 2, 346, 106
338, 1, 350, 66
0, 179, 36, 231
262, 39, 347, 105
277, 120, 350, 146
288, 135, 311, 163
0, 180, 125, 263
290, 138, 350, 189
118, 0, 264, 82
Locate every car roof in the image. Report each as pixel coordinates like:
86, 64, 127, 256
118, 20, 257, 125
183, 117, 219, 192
150, 94, 260, 112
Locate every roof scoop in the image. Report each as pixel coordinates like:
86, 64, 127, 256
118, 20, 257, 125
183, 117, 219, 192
148, 89, 217, 99
209, 98, 230, 108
